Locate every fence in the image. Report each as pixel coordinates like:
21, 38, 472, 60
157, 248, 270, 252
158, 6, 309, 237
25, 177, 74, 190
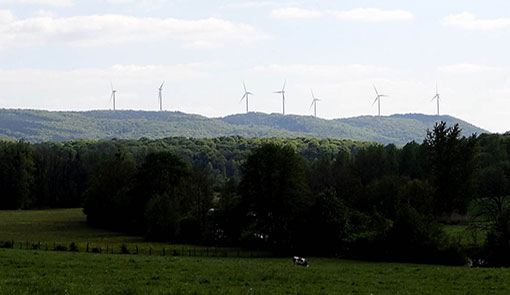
0, 240, 272, 258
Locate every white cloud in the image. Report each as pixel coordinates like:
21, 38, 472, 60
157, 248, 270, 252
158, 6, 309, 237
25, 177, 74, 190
0, 10, 15, 23
442, 12, 510, 30
227, 1, 278, 8
438, 64, 502, 74
0, 13, 270, 49
270, 7, 322, 19
0, 0, 73, 6
270, 7, 413, 22
330, 8, 413, 22
107, 0, 135, 3
252, 64, 393, 78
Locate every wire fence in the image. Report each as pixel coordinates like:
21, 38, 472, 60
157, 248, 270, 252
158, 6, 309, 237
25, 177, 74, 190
0, 240, 272, 258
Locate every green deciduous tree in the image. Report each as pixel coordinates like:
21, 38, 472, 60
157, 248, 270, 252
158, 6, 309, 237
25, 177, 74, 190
0, 140, 35, 209
423, 122, 476, 216
239, 143, 311, 251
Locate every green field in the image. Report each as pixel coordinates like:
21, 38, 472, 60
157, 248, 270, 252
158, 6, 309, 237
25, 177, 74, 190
2, 248, 510, 295
0, 209, 216, 255
0, 209, 508, 294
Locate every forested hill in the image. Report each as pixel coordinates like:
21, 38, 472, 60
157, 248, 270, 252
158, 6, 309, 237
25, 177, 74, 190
0, 109, 488, 144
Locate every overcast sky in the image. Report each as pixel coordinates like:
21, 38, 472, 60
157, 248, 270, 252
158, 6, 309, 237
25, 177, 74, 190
1, 0, 510, 132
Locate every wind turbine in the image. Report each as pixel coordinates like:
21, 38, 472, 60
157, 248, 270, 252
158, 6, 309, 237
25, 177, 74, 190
274, 80, 286, 115
432, 84, 440, 115
158, 81, 165, 111
240, 81, 253, 113
309, 89, 321, 117
372, 85, 387, 116
110, 81, 117, 111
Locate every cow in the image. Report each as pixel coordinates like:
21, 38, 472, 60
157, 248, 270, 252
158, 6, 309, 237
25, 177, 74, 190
292, 256, 309, 267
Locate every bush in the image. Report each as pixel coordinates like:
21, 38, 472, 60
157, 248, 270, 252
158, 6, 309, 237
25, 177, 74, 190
69, 242, 78, 252
484, 208, 510, 266
0, 241, 13, 249
145, 193, 181, 242
120, 244, 130, 254
54, 244, 67, 251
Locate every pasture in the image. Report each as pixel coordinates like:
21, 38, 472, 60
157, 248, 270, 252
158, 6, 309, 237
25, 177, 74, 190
2, 249, 510, 294
0, 209, 508, 294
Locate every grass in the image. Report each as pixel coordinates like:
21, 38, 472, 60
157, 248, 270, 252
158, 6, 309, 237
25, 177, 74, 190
0, 208, 261, 256
0, 208, 140, 244
1, 248, 510, 295
0, 209, 508, 294
444, 224, 486, 247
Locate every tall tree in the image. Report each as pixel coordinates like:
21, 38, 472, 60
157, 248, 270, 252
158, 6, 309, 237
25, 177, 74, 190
0, 140, 35, 209
423, 122, 476, 215
239, 143, 310, 251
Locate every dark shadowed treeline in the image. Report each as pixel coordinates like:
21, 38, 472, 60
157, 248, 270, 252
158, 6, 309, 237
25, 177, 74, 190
1, 124, 510, 265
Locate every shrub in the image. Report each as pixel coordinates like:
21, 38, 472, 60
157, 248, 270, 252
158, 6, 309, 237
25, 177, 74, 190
0, 241, 13, 249
69, 242, 78, 252
120, 244, 130, 254
54, 244, 67, 251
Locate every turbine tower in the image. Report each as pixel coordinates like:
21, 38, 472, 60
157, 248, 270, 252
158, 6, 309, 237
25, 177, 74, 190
158, 81, 165, 111
240, 81, 253, 113
274, 80, 286, 115
110, 81, 117, 111
372, 85, 387, 116
432, 84, 440, 115
309, 89, 321, 117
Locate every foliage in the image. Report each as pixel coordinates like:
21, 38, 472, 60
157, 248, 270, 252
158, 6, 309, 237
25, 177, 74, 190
0, 109, 487, 145
239, 143, 311, 252
423, 122, 477, 215
0, 140, 35, 209
2, 122, 510, 265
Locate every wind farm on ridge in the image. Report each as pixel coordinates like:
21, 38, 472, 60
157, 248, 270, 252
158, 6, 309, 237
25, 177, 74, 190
107, 79, 444, 118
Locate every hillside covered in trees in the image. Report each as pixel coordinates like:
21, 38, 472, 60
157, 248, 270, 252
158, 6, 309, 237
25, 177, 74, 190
0, 109, 487, 145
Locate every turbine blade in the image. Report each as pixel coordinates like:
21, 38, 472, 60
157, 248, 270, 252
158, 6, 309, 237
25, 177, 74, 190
309, 101, 314, 109
243, 81, 247, 92
372, 96, 378, 105
110, 80, 114, 91
160, 81, 165, 89
282, 80, 286, 91
310, 89, 315, 99
241, 93, 247, 102
373, 85, 379, 95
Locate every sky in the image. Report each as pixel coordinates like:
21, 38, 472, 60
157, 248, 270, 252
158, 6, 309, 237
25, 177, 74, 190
0, 0, 510, 132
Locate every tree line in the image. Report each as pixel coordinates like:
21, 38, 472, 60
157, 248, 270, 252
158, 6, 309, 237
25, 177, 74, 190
1, 124, 510, 265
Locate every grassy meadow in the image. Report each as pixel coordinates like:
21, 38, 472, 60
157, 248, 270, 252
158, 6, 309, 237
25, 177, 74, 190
0, 208, 508, 295
2, 248, 510, 295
